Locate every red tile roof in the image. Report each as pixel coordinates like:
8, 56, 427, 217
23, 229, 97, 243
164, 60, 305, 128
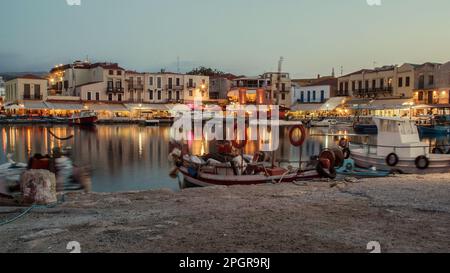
304, 78, 338, 87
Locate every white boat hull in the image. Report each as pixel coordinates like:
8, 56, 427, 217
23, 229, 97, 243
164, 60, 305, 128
351, 149, 450, 174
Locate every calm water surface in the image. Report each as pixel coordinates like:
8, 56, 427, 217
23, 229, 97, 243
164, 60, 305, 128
0, 124, 444, 192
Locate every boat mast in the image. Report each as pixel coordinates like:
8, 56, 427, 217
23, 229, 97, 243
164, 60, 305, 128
272, 57, 284, 167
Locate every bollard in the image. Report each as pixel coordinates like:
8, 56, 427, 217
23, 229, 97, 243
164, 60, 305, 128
20, 170, 57, 205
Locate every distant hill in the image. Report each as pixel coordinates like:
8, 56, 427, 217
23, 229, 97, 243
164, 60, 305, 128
0, 72, 48, 81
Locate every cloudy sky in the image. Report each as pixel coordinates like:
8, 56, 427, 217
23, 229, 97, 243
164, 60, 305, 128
1, 0, 449, 77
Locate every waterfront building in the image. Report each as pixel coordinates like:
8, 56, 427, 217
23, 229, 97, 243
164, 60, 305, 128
145, 71, 209, 104
228, 72, 292, 107
48, 61, 127, 103
126, 71, 146, 103
0, 76, 5, 104
292, 77, 338, 104
412, 61, 450, 116
337, 65, 398, 98
209, 75, 236, 100
4, 74, 48, 103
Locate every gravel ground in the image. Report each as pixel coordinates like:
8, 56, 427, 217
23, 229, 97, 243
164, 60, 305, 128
0, 174, 449, 253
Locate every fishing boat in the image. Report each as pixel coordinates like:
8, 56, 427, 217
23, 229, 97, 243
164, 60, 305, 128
349, 116, 450, 174
170, 125, 337, 187
417, 115, 450, 136
69, 110, 98, 126
336, 159, 391, 178
352, 116, 378, 135
176, 153, 331, 187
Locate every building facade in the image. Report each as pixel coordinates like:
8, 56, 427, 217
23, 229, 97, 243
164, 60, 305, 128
209, 76, 234, 100
412, 62, 450, 105
48, 61, 126, 103
48, 61, 210, 104
0, 76, 5, 103
292, 78, 337, 104
145, 72, 209, 103
4, 75, 48, 103
337, 62, 450, 100
337, 66, 397, 98
228, 72, 292, 106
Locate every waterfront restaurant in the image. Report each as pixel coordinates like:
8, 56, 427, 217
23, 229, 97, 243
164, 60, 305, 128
125, 103, 172, 119
346, 98, 415, 118
288, 97, 347, 118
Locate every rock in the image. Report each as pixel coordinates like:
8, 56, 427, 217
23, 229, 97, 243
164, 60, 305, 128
103, 197, 132, 206
20, 229, 67, 241
20, 170, 57, 205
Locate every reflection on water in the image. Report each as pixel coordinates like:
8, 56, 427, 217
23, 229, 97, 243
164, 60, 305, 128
0, 124, 445, 192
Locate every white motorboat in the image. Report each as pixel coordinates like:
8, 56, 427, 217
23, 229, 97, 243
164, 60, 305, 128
349, 116, 450, 174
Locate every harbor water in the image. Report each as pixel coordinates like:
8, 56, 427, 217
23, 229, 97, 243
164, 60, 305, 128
0, 124, 445, 192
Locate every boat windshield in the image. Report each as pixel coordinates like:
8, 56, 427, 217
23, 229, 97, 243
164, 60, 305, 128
379, 119, 416, 135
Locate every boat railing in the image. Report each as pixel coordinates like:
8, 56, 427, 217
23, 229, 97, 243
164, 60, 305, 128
349, 142, 430, 155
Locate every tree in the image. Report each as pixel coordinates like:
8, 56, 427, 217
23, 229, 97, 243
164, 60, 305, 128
187, 67, 226, 77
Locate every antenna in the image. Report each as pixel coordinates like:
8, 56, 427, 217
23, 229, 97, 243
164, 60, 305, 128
177, 56, 180, 73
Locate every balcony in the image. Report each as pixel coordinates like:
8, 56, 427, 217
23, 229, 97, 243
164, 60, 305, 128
107, 87, 125, 93
352, 87, 393, 98
165, 84, 183, 90
128, 83, 144, 90
23, 95, 43, 100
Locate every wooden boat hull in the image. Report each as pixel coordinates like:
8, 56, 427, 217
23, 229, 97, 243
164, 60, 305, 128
351, 148, 450, 174
179, 167, 321, 187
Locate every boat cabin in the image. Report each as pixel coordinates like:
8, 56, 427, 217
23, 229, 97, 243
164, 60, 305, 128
373, 117, 429, 158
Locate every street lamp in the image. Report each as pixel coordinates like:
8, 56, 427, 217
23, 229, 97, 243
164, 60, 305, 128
138, 103, 143, 119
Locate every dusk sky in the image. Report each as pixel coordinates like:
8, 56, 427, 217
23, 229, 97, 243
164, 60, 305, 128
1, 0, 449, 77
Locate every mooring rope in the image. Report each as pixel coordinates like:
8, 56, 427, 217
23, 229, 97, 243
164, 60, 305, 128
48, 129, 74, 141
0, 194, 65, 227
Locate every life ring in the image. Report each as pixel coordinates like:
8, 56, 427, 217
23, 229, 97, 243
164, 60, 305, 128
319, 149, 336, 168
339, 138, 348, 148
415, 156, 430, 170
386, 153, 399, 167
316, 159, 337, 179
232, 125, 247, 149
289, 125, 307, 147
342, 148, 351, 159
432, 147, 444, 154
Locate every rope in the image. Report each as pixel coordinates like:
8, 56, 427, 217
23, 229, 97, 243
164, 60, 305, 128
0, 194, 65, 227
48, 130, 74, 141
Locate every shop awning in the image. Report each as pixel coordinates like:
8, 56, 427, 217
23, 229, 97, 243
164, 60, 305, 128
47, 102, 85, 111
4, 101, 48, 110
87, 104, 129, 112
368, 99, 413, 110
318, 97, 345, 111
413, 104, 450, 109
290, 103, 323, 112
125, 104, 170, 111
